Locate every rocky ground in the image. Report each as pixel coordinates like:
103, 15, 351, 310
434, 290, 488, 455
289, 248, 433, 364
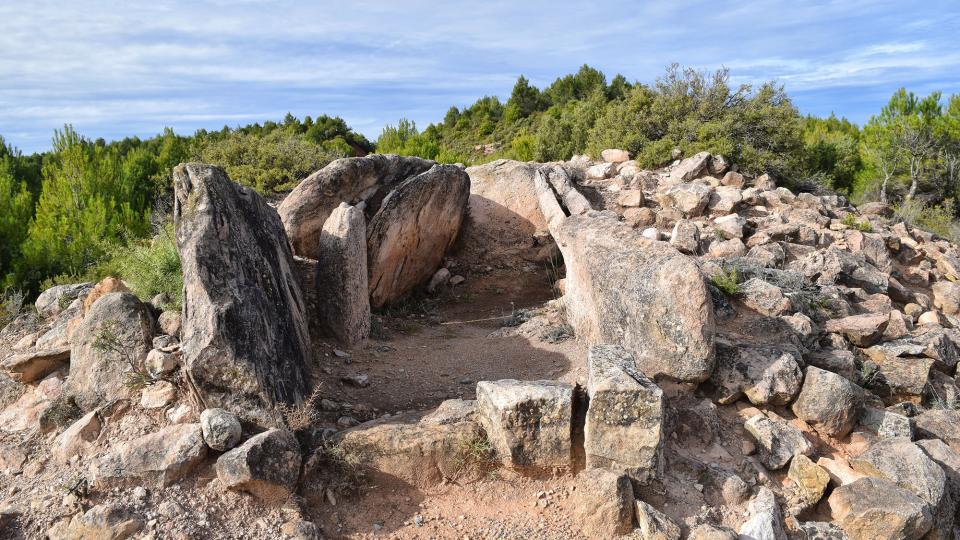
3, 149, 960, 540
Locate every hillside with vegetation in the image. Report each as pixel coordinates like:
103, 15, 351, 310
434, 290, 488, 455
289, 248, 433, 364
1, 64, 959, 313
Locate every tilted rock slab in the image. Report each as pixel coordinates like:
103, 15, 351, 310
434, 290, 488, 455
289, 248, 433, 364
476, 379, 573, 471
89, 423, 208, 488
367, 164, 470, 307
315, 202, 370, 345
278, 154, 435, 259
534, 167, 715, 382
174, 164, 311, 422
585, 344, 664, 484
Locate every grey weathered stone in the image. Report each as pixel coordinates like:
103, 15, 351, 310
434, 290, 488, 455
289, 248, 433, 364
216, 428, 301, 504
337, 403, 480, 488
60, 503, 143, 540
67, 292, 154, 410
157, 310, 181, 337
476, 379, 572, 471
174, 164, 311, 423
738, 487, 787, 540
34, 282, 91, 318
739, 278, 793, 317
90, 423, 208, 488
824, 313, 889, 347
51, 409, 102, 463
535, 179, 714, 382
860, 406, 913, 439
849, 437, 953, 537
711, 342, 803, 406
571, 469, 634, 538
200, 408, 242, 452
659, 183, 713, 216
636, 500, 681, 540
744, 413, 813, 470
667, 151, 711, 183
585, 345, 664, 483
914, 409, 960, 448
860, 345, 933, 402
670, 219, 701, 254
366, 164, 470, 307
917, 439, 960, 510
315, 202, 370, 345
828, 477, 932, 540
791, 366, 863, 437
278, 154, 435, 259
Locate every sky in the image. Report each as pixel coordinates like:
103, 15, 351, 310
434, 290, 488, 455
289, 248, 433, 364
1, 0, 959, 154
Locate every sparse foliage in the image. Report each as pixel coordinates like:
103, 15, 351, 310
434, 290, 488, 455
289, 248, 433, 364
278, 385, 324, 432
93, 319, 154, 390
710, 268, 740, 297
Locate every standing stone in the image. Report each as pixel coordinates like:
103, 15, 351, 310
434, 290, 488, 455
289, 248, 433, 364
315, 202, 370, 345
216, 428, 302, 504
278, 155, 435, 259
68, 292, 154, 410
367, 165, 470, 307
535, 179, 714, 382
174, 164, 311, 423
585, 345, 664, 483
571, 469, 634, 538
791, 366, 863, 438
476, 379, 573, 471
670, 219, 701, 254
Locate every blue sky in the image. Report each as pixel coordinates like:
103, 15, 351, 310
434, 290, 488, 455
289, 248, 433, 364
2, 0, 959, 154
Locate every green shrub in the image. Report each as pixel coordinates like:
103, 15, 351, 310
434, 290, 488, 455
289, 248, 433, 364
841, 214, 873, 232
99, 224, 182, 309
710, 267, 740, 296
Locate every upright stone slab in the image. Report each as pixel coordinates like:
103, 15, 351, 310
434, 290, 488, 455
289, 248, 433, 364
316, 202, 370, 345
476, 379, 573, 471
174, 164, 311, 423
367, 164, 470, 307
585, 344, 664, 483
534, 170, 715, 382
278, 154, 435, 259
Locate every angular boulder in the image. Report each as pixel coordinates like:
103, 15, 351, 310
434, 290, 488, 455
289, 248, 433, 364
744, 413, 813, 470
174, 164, 311, 422
34, 282, 91, 318
366, 164, 470, 307
738, 487, 787, 540
535, 175, 714, 382
278, 154, 435, 259
1, 346, 70, 383
461, 160, 555, 265
571, 469, 634, 538
829, 477, 933, 540
315, 202, 370, 345
67, 292, 154, 410
791, 366, 863, 437
710, 342, 802, 406
216, 428, 302, 504
89, 423, 207, 488
476, 379, 572, 471
337, 402, 481, 488
824, 313, 889, 347
585, 345, 664, 483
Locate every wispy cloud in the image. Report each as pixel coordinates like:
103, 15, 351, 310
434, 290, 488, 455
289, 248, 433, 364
1, 0, 959, 152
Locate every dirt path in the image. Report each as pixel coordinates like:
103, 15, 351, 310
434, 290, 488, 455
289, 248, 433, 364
313, 270, 587, 415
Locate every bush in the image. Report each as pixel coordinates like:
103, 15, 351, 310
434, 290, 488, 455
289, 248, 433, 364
841, 214, 873, 232
99, 224, 183, 309
710, 268, 740, 297
894, 198, 960, 242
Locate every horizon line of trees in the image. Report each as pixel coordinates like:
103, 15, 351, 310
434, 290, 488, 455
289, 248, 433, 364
2, 63, 959, 309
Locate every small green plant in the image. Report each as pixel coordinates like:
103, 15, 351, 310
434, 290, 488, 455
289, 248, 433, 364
710, 268, 740, 297
841, 214, 873, 232
93, 319, 155, 390
859, 360, 881, 386
453, 432, 497, 476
